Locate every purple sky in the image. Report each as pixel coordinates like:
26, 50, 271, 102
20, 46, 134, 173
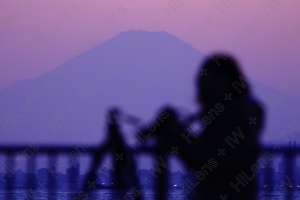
0, 1, 300, 98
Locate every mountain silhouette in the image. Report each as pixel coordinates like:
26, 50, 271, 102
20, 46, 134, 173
0, 30, 299, 145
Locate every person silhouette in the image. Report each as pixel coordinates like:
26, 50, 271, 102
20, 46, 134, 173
193, 54, 264, 199
142, 54, 264, 200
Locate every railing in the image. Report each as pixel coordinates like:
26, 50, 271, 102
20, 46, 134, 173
258, 145, 299, 200
0, 109, 299, 199
0, 144, 299, 200
0, 144, 160, 200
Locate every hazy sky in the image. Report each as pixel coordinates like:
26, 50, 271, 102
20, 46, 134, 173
0, 0, 300, 97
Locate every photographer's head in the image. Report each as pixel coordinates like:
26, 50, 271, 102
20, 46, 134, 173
196, 53, 250, 109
